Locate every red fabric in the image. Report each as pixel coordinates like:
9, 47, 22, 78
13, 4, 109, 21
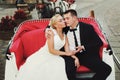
10, 38, 25, 69
21, 29, 46, 59
9, 18, 108, 72
10, 19, 49, 69
13, 19, 49, 43
77, 65, 90, 73
67, 0, 75, 3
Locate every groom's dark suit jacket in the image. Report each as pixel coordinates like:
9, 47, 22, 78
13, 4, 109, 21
63, 22, 103, 62
62, 22, 112, 80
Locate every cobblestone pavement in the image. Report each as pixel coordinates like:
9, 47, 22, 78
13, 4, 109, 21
0, 4, 17, 80
0, 0, 120, 80
76, 0, 120, 80
0, 40, 9, 80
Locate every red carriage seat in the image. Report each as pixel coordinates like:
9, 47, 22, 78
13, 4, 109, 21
10, 19, 49, 69
9, 18, 108, 73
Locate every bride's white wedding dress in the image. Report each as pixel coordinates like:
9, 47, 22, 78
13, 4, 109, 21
16, 29, 68, 80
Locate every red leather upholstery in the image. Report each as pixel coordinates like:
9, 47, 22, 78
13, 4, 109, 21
12, 19, 49, 42
10, 38, 25, 69
21, 29, 46, 59
9, 18, 108, 72
10, 19, 49, 69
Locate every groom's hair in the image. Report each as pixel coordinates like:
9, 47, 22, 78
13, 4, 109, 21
64, 9, 77, 17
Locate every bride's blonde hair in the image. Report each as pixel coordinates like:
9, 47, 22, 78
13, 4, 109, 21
49, 14, 61, 29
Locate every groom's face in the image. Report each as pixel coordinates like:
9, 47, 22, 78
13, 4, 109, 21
63, 13, 74, 27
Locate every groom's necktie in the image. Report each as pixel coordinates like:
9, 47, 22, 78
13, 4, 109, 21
70, 28, 78, 47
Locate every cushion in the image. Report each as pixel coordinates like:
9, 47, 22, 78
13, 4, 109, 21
21, 29, 46, 59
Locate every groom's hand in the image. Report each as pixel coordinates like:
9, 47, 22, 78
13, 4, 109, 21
76, 45, 85, 52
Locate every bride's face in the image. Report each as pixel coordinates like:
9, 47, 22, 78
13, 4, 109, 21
55, 16, 66, 29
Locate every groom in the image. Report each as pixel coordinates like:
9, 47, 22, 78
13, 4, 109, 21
62, 9, 112, 80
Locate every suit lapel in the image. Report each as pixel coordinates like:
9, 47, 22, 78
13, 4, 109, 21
78, 22, 82, 45
79, 22, 86, 46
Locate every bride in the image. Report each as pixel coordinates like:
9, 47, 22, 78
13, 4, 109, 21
15, 14, 80, 80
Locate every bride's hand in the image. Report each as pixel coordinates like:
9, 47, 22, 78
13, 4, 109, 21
71, 55, 80, 68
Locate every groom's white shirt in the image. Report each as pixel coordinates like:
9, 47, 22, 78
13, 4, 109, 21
67, 25, 81, 50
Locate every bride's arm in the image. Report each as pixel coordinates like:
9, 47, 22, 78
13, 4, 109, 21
64, 36, 80, 68
47, 31, 75, 56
